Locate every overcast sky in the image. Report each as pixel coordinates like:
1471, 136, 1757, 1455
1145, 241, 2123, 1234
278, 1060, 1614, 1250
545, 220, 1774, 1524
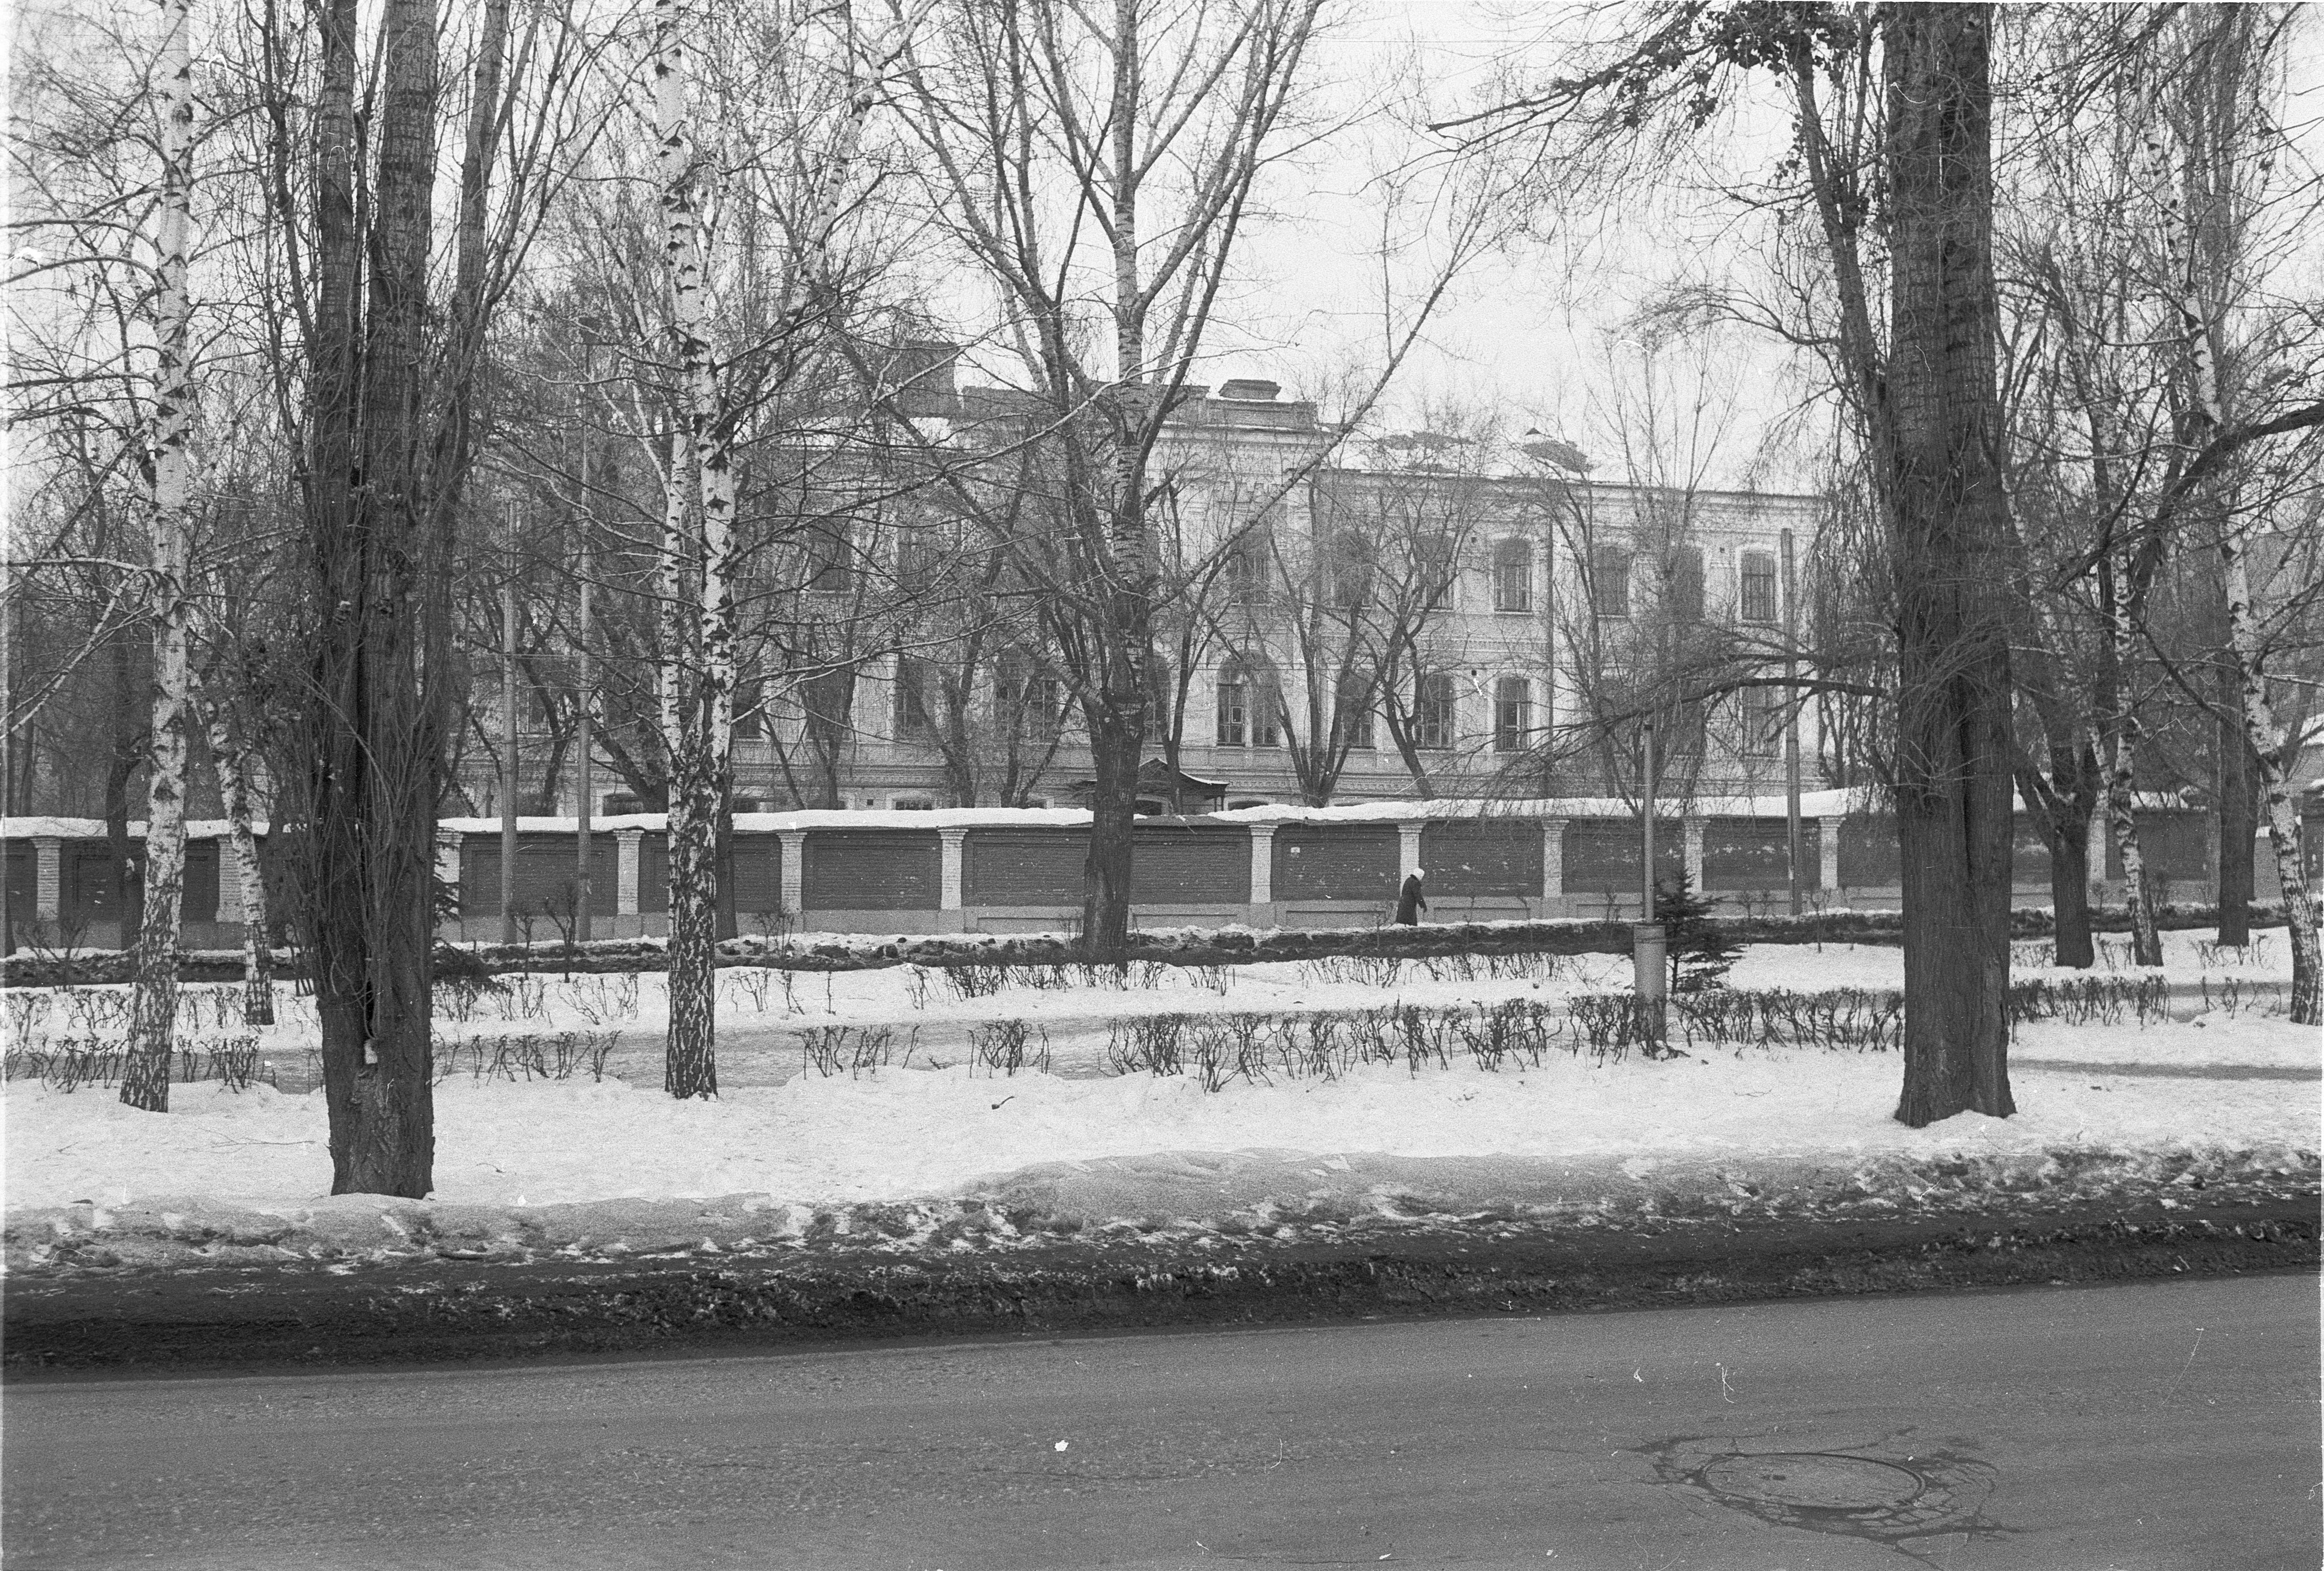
1181, 0, 2324, 496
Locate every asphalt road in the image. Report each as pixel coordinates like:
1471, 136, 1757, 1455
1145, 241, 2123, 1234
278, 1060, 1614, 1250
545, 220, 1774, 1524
5, 1274, 2316, 1571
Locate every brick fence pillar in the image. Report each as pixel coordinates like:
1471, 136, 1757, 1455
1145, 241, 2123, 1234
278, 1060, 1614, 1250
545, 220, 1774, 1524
1248, 824, 1276, 910
33, 837, 60, 924
938, 827, 967, 910
616, 829, 643, 916
779, 830, 806, 919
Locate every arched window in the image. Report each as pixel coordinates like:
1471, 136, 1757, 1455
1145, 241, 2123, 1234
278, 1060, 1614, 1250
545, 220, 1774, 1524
1492, 537, 1533, 613
1414, 672, 1457, 750
1740, 550, 1779, 624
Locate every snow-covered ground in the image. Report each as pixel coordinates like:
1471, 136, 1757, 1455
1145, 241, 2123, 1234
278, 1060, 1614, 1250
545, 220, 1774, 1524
6, 1028, 2315, 1216
2, 933, 2312, 1224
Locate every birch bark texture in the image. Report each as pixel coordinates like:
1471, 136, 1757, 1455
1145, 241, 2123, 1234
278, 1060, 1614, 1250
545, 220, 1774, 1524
195, 679, 274, 1027
2154, 4, 2319, 1023
653, 0, 731, 1099
122, 0, 199, 1113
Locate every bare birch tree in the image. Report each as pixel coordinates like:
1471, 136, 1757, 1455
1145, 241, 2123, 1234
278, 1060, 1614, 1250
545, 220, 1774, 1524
120, 0, 198, 1113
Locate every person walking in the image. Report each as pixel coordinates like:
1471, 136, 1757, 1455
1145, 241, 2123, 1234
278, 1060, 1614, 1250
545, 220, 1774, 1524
1394, 867, 1427, 925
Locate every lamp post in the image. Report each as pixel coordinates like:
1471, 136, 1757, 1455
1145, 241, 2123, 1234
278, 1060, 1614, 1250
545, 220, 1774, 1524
1634, 716, 1666, 1037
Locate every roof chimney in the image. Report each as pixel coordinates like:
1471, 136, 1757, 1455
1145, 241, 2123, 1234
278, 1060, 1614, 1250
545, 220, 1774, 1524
1217, 378, 1280, 402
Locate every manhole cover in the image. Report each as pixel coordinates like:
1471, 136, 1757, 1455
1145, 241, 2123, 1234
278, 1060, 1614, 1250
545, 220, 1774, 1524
1701, 1453, 1925, 1513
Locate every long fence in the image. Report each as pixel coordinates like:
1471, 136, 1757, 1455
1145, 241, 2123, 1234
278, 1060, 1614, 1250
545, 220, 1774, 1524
8, 796, 2311, 951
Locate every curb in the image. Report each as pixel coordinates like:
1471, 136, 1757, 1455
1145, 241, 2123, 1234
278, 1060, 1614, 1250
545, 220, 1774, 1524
7, 1193, 2314, 1377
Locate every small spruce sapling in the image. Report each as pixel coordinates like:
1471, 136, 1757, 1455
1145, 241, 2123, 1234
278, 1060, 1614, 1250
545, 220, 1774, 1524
1653, 871, 1739, 993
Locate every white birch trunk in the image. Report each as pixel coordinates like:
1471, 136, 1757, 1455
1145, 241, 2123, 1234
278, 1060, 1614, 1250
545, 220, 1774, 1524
2097, 591, 2163, 966
2222, 530, 2319, 1023
195, 682, 274, 1026
655, 0, 721, 1098
123, 0, 198, 1113
2152, 12, 2314, 1019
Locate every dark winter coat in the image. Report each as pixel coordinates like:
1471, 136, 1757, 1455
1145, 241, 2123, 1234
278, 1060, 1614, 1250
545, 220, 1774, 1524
1393, 872, 1427, 925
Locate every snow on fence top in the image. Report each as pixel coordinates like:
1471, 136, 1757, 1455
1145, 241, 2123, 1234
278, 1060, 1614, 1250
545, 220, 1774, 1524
4, 788, 2216, 843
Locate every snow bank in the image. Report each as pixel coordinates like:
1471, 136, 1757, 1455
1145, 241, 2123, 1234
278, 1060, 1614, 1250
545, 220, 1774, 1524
8, 1037, 2314, 1218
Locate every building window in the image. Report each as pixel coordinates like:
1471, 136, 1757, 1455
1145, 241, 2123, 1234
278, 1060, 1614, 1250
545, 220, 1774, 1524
1217, 663, 1248, 746
1492, 537, 1533, 613
1664, 697, 1708, 761
733, 677, 763, 740
895, 528, 942, 596
1218, 658, 1279, 746
1740, 550, 1778, 624
1225, 527, 1273, 607
1493, 677, 1532, 753
1591, 546, 1630, 618
1327, 529, 1373, 610
1740, 684, 1782, 757
1416, 534, 1457, 609
1337, 670, 1375, 750
1414, 672, 1457, 750
804, 515, 855, 592
1667, 545, 1705, 623
893, 656, 935, 743
995, 650, 1059, 739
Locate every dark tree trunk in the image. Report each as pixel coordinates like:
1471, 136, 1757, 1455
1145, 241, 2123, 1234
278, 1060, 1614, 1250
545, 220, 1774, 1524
1081, 707, 1141, 961
1883, 6, 2015, 1127
2047, 821, 2092, 968
296, 0, 443, 1199
2016, 747, 2097, 970
2216, 673, 2255, 945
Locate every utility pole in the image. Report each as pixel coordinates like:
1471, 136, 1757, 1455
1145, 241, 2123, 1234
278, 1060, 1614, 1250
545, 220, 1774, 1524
1783, 526, 1803, 916
501, 500, 520, 948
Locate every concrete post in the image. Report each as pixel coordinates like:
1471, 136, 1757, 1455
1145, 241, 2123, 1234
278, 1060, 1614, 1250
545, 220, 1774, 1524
1818, 819, 1840, 892
1541, 818, 1567, 907
616, 829, 643, 916
1396, 821, 1425, 878
778, 830, 806, 919
938, 827, 967, 910
33, 837, 61, 923
1683, 816, 1706, 891
1248, 824, 1276, 909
